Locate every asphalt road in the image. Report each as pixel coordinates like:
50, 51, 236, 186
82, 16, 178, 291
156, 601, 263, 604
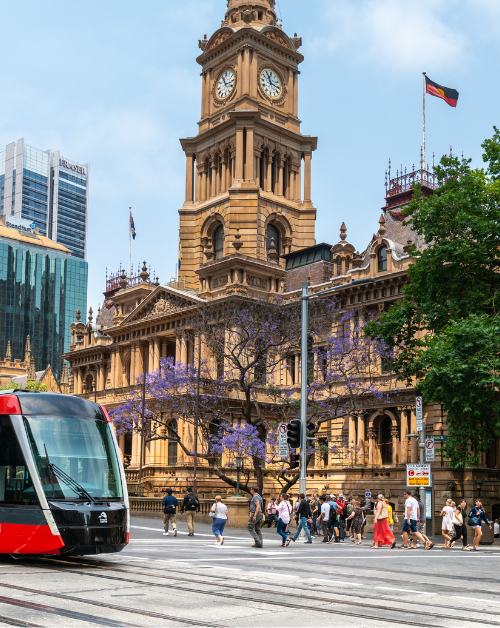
0, 515, 499, 627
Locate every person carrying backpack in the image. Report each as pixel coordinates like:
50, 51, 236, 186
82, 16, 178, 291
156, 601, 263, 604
181, 487, 200, 536
162, 488, 178, 537
344, 498, 354, 540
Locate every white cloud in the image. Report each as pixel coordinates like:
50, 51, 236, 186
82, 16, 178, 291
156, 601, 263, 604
312, 0, 467, 72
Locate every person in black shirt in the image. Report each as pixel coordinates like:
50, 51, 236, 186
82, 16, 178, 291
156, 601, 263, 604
180, 488, 200, 537
450, 499, 469, 550
290, 493, 313, 544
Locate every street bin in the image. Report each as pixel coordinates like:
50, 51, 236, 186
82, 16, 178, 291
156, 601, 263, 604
479, 522, 494, 545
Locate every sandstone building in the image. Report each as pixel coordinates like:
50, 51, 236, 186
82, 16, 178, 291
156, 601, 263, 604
64, 0, 500, 526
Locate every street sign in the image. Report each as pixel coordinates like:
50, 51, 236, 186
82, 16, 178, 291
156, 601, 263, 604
425, 437, 435, 462
416, 396, 423, 431
433, 435, 448, 442
365, 491, 371, 500
278, 423, 289, 457
425, 491, 432, 519
406, 463, 431, 486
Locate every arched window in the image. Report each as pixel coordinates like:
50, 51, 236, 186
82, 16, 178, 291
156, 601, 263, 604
380, 416, 393, 465
213, 225, 224, 260
378, 245, 387, 272
266, 224, 280, 259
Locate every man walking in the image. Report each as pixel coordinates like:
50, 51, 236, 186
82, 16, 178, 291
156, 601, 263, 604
162, 488, 178, 537
328, 495, 340, 542
181, 487, 200, 537
413, 492, 431, 549
401, 489, 433, 550
318, 496, 331, 542
248, 487, 264, 548
290, 493, 313, 544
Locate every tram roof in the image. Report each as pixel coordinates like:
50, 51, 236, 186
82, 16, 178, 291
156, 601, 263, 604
0, 391, 108, 420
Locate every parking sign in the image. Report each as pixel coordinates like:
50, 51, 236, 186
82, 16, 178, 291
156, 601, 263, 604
425, 437, 435, 462
278, 423, 289, 457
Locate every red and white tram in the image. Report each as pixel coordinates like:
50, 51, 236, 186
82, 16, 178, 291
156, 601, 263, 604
0, 391, 129, 555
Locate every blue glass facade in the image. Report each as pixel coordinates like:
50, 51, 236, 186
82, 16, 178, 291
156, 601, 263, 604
0, 141, 88, 260
0, 236, 87, 378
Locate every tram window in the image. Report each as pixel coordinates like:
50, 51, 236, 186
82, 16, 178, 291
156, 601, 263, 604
0, 417, 39, 505
24, 415, 122, 500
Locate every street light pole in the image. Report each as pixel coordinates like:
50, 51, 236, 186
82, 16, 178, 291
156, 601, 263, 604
235, 456, 243, 497
193, 333, 201, 495
138, 372, 146, 497
300, 281, 309, 497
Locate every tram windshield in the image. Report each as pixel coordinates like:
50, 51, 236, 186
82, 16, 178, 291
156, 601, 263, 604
24, 416, 122, 500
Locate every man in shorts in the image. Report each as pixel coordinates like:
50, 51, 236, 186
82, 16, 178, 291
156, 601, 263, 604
413, 493, 432, 549
401, 489, 433, 550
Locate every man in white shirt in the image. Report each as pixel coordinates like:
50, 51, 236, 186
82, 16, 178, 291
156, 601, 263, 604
318, 496, 331, 543
494, 519, 499, 539
401, 489, 433, 550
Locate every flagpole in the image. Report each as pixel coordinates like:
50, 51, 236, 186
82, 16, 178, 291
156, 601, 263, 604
129, 206, 132, 281
422, 72, 426, 173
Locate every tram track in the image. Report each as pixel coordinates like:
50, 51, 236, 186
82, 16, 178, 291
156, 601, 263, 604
59, 556, 500, 615
0, 583, 225, 628
0, 613, 42, 628
0, 595, 138, 628
24, 556, 497, 627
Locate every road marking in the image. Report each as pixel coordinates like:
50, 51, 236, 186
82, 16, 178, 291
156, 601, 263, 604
452, 596, 500, 605
310, 578, 364, 587
130, 525, 249, 540
376, 587, 436, 595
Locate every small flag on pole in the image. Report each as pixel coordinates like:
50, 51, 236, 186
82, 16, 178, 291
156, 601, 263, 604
130, 211, 136, 240
178, 232, 182, 271
425, 76, 459, 107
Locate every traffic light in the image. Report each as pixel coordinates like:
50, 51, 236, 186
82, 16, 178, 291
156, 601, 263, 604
289, 454, 300, 470
287, 419, 301, 449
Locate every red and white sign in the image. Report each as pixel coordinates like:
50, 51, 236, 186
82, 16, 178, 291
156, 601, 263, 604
278, 423, 289, 457
425, 437, 435, 462
406, 463, 431, 486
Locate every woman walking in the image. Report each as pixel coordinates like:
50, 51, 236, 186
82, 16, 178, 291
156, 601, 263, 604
276, 493, 292, 547
372, 495, 396, 549
385, 499, 395, 532
210, 495, 229, 546
450, 500, 469, 550
439, 499, 455, 548
468, 499, 492, 551
347, 500, 364, 545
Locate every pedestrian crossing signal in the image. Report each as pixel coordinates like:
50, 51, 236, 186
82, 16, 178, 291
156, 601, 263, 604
289, 454, 300, 470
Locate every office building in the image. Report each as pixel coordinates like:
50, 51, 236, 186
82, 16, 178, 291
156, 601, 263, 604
0, 139, 89, 259
0, 214, 87, 378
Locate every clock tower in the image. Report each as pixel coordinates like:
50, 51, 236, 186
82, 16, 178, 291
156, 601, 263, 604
179, 0, 317, 293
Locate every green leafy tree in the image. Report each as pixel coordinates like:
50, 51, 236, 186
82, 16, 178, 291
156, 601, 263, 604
365, 128, 500, 468
0, 380, 47, 392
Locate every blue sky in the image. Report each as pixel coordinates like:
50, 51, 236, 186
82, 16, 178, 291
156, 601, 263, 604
1, 0, 499, 310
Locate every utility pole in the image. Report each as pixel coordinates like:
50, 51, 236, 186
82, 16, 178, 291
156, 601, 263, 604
299, 281, 309, 497
138, 372, 146, 497
193, 333, 201, 494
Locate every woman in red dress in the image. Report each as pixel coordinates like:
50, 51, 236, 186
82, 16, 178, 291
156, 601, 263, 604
373, 494, 396, 549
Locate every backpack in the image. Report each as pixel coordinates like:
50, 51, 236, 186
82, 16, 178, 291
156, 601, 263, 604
163, 497, 175, 514
185, 494, 198, 511
345, 503, 353, 517
329, 504, 337, 522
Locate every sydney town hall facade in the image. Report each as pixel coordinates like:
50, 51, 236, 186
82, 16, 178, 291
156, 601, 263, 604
64, 0, 500, 524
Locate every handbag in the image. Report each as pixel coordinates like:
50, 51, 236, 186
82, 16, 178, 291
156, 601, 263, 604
209, 503, 217, 518
378, 505, 389, 520
452, 511, 463, 526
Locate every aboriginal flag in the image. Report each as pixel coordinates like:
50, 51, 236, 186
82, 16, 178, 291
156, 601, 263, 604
425, 76, 459, 107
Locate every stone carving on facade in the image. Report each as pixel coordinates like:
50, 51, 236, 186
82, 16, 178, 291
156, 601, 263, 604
138, 292, 191, 320
212, 275, 228, 289
263, 30, 291, 49
367, 426, 377, 440
247, 275, 268, 290
208, 31, 232, 51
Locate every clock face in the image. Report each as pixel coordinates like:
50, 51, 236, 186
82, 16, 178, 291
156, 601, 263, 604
217, 69, 236, 99
260, 69, 282, 99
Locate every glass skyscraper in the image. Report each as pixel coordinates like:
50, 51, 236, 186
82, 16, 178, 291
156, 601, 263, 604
0, 215, 87, 378
0, 139, 89, 260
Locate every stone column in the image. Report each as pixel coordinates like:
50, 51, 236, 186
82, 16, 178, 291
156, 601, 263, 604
304, 152, 312, 202
195, 168, 200, 202
201, 167, 207, 202
245, 127, 254, 181
297, 161, 302, 202
348, 415, 356, 465
115, 350, 123, 388
391, 425, 400, 465
288, 68, 294, 115
235, 129, 244, 180
367, 426, 377, 466
243, 47, 250, 95
153, 337, 160, 372
266, 154, 273, 192
221, 157, 227, 193
96, 364, 101, 391
181, 336, 188, 364
211, 158, 217, 197
175, 336, 181, 364
148, 340, 154, 373
357, 415, 365, 465
118, 433, 125, 457
110, 351, 116, 388
400, 409, 409, 463
251, 48, 258, 98
293, 70, 298, 117
277, 156, 284, 196
185, 153, 194, 202
132, 431, 140, 466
